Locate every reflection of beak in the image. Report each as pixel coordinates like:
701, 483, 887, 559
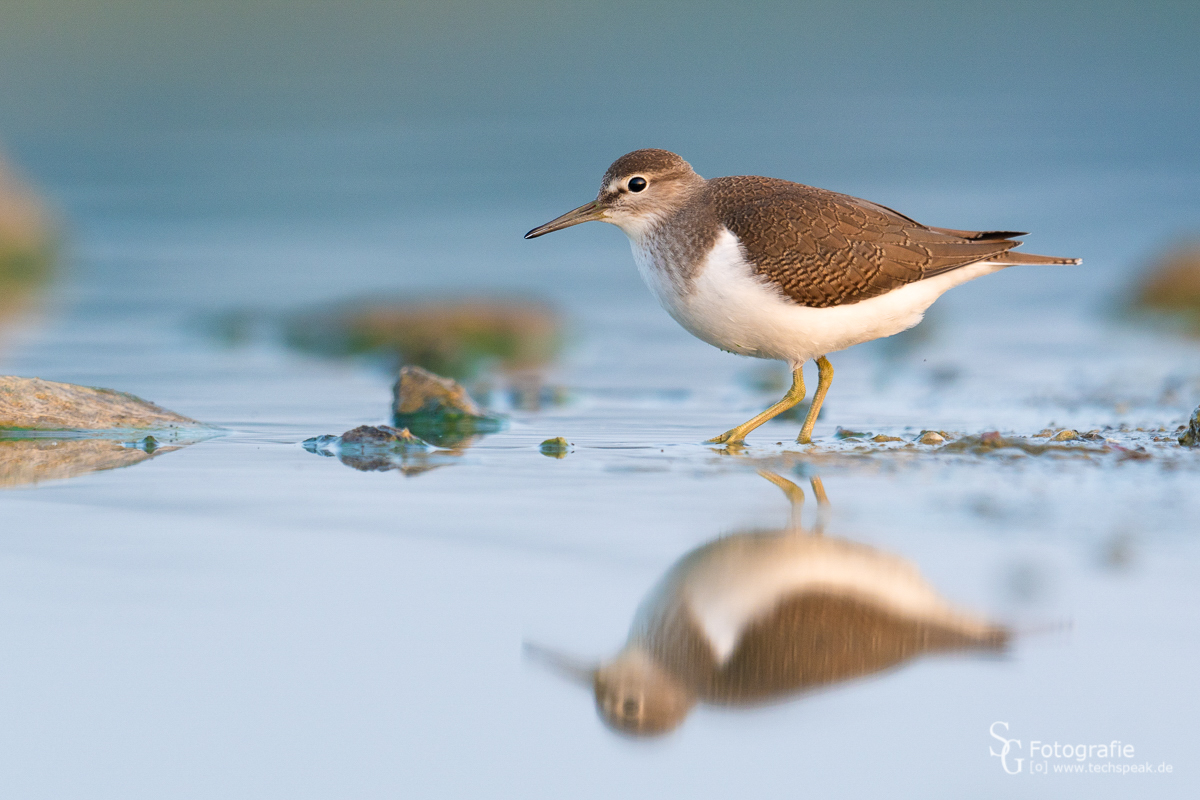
524, 201, 606, 239
523, 641, 597, 686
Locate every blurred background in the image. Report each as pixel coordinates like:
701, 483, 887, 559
1, 0, 1197, 321
1, 2, 1199, 798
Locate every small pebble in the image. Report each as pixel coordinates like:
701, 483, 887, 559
871, 434, 904, 443
917, 431, 945, 445
539, 436, 570, 458
1034, 428, 1056, 438
1051, 429, 1079, 441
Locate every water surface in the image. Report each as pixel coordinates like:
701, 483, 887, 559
0, 2, 1198, 797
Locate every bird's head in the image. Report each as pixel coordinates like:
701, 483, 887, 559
525, 640, 694, 737
592, 647, 695, 737
524, 149, 704, 241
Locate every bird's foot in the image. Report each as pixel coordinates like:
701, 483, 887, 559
796, 433, 813, 445
706, 428, 747, 446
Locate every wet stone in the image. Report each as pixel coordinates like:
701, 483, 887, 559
0, 153, 55, 319
340, 425, 425, 447
834, 427, 869, 440
301, 425, 459, 477
303, 425, 427, 453
282, 298, 561, 379
1178, 406, 1200, 447
917, 431, 946, 445
871, 434, 904, 443
539, 436, 570, 458
391, 365, 502, 447
1132, 242, 1200, 335
940, 432, 1103, 457
1051, 429, 1080, 442
0, 376, 201, 431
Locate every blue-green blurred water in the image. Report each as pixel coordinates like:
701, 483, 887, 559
0, 2, 1199, 798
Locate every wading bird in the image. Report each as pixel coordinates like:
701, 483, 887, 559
526, 150, 1079, 444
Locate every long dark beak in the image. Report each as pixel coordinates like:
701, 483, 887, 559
524, 200, 606, 239
523, 641, 597, 686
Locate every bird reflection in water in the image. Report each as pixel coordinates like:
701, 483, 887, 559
529, 471, 1009, 736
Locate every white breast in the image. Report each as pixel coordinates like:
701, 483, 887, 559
636, 532, 995, 665
631, 227, 1005, 367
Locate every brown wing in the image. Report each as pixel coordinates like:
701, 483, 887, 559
704, 592, 1007, 705
707, 176, 1023, 308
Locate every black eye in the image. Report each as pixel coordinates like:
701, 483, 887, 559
628, 177, 647, 192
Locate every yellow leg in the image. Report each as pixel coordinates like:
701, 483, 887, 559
756, 471, 831, 532
796, 356, 833, 444
757, 470, 805, 528
809, 476, 829, 535
707, 367, 805, 445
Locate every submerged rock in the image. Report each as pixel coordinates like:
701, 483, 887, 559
391, 365, 502, 447
0, 376, 200, 431
871, 434, 904, 443
283, 297, 561, 379
834, 427, 869, 440
1180, 407, 1200, 447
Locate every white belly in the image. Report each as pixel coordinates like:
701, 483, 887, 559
636, 532, 995, 665
632, 227, 1004, 367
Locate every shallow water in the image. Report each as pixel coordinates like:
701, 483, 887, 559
1, 2, 1199, 797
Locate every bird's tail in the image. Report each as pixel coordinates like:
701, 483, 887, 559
995, 251, 1082, 266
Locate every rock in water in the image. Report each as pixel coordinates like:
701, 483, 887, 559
0, 376, 200, 431
340, 425, 425, 447
1181, 407, 1200, 447
391, 365, 501, 446
282, 298, 560, 379
0, 151, 54, 319
0, 437, 174, 488
302, 425, 459, 477
1134, 243, 1200, 334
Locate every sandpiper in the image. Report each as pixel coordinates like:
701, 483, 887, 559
528, 472, 1008, 736
526, 149, 1081, 444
